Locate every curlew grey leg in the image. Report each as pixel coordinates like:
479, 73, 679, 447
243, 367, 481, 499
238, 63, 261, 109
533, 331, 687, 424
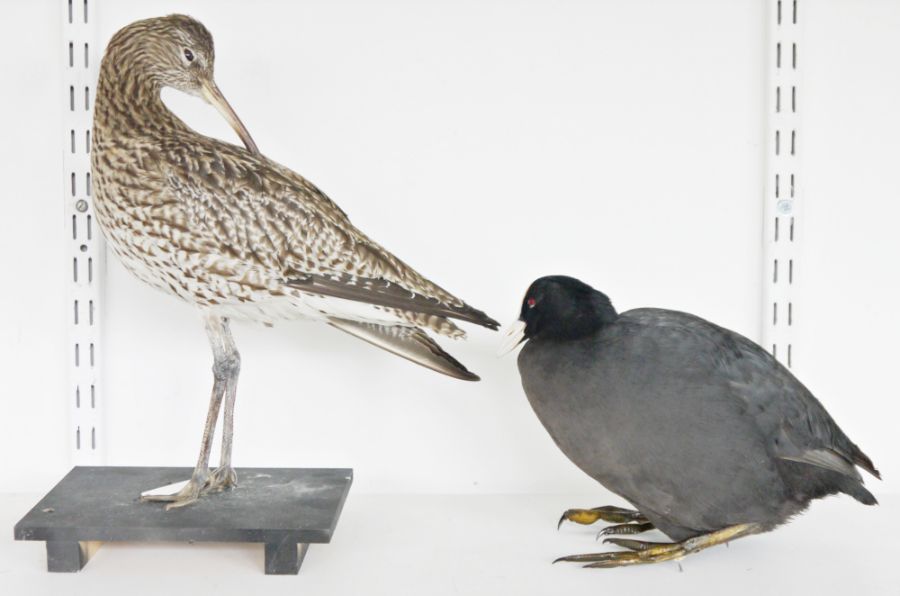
141, 314, 236, 509
209, 317, 240, 492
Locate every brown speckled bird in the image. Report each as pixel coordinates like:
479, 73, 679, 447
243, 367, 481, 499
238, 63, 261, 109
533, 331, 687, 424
92, 15, 498, 508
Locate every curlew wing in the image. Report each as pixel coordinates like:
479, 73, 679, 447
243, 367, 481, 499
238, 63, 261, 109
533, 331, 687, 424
161, 140, 498, 331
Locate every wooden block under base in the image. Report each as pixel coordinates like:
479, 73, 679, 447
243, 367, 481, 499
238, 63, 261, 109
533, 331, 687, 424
46, 540, 102, 572
265, 541, 309, 575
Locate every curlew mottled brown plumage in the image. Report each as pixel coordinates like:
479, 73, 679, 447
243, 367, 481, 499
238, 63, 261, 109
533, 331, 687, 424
92, 15, 497, 508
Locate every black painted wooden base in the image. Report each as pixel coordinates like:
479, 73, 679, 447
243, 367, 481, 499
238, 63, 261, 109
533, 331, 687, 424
14, 466, 353, 575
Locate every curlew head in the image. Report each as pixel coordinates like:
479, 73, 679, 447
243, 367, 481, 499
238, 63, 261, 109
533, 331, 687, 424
102, 14, 258, 153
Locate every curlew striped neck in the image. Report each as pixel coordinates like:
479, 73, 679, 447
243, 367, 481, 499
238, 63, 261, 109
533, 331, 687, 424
94, 48, 190, 149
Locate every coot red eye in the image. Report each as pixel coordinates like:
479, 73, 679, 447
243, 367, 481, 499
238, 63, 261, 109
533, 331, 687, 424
527, 297, 536, 308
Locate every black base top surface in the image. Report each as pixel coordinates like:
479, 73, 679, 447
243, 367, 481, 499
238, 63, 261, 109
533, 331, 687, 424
14, 466, 353, 545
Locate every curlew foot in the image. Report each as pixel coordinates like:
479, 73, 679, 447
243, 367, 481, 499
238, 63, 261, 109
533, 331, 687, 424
554, 523, 761, 569
140, 467, 237, 510
558, 505, 648, 530
140, 471, 210, 510
208, 465, 238, 492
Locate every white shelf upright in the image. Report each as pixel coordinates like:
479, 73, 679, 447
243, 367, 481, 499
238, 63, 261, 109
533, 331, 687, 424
63, 0, 104, 464
763, 0, 803, 369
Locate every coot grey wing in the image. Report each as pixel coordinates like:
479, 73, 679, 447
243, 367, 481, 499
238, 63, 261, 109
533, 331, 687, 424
618, 309, 878, 481
613, 309, 880, 524
711, 321, 880, 481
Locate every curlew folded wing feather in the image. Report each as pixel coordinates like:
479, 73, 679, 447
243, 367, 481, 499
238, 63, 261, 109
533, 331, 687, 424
328, 318, 479, 381
287, 273, 499, 330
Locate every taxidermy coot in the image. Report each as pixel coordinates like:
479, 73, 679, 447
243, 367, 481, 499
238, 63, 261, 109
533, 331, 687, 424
500, 275, 880, 568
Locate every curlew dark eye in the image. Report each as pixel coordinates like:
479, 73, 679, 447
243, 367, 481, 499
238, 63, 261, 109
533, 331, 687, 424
183, 48, 195, 62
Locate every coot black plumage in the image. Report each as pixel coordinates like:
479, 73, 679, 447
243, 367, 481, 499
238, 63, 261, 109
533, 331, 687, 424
501, 275, 879, 568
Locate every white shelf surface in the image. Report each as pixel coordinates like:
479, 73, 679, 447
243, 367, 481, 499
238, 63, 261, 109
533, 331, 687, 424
2, 491, 897, 595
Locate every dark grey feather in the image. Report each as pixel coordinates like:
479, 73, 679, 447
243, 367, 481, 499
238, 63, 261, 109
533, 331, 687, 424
289, 273, 500, 330
780, 449, 862, 481
328, 317, 479, 381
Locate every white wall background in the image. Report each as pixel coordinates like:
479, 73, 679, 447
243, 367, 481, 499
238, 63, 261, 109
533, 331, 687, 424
794, 0, 900, 490
0, 0, 896, 496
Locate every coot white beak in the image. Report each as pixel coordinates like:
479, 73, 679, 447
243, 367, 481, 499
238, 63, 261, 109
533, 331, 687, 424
498, 319, 527, 356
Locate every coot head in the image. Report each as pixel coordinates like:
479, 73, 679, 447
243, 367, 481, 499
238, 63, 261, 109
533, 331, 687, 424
499, 276, 617, 353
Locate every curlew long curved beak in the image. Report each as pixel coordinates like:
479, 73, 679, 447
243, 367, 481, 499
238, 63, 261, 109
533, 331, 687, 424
200, 79, 260, 155
497, 319, 527, 356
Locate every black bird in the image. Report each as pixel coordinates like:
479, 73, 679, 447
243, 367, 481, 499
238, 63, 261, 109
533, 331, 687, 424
500, 275, 880, 568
